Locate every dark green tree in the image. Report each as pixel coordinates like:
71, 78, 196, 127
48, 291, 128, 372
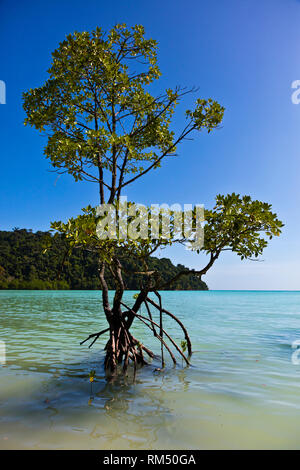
0, 229, 208, 290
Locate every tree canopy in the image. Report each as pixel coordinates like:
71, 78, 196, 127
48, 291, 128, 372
22, 24, 283, 374
23, 24, 224, 205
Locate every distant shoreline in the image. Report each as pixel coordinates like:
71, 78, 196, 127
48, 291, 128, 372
1, 289, 299, 293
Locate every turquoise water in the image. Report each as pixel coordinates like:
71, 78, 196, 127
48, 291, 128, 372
1, 290, 300, 449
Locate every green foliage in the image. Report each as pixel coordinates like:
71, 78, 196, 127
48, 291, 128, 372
180, 340, 187, 352
186, 98, 224, 133
50, 202, 183, 263
202, 193, 284, 260
23, 24, 224, 192
50, 192, 283, 272
0, 229, 208, 291
22, 24, 281, 284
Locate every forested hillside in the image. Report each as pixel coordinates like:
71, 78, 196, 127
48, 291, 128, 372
0, 229, 208, 290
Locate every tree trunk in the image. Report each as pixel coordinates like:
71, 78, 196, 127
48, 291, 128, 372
80, 257, 191, 377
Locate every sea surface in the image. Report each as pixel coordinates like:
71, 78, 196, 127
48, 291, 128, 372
1, 290, 300, 450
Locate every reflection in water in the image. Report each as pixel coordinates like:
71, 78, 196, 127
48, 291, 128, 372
45, 405, 59, 431
87, 374, 174, 447
2, 290, 300, 449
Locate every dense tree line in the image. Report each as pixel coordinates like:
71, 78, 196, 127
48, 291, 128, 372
0, 229, 208, 291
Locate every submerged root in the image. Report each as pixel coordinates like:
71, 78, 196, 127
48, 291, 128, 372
102, 324, 152, 374
80, 296, 192, 377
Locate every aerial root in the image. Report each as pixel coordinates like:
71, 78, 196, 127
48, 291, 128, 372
146, 296, 192, 356
80, 296, 192, 375
121, 300, 190, 366
102, 322, 152, 374
80, 327, 110, 348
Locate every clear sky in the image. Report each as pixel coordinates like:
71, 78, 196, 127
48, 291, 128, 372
1, 0, 300, 289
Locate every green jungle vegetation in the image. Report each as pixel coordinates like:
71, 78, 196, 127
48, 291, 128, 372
0, 229, 208, 291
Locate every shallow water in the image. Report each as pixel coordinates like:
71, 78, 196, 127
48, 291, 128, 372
1, 290, 300, 449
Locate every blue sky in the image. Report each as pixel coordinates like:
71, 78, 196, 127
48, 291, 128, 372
1, 0, 300, 289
